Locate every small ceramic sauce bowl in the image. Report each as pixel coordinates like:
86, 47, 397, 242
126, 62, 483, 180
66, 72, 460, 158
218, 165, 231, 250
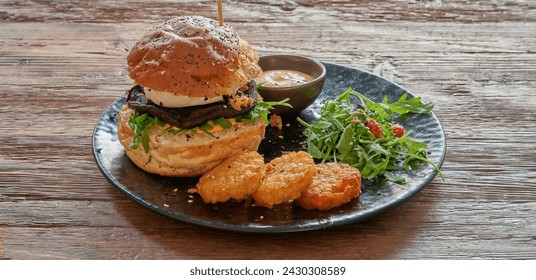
257, 54, 326, 115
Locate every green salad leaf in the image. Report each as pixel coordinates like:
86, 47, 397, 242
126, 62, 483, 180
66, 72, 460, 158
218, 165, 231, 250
297, 88, 443, 184
236, 98, 292, 125
128, 111, 165, 153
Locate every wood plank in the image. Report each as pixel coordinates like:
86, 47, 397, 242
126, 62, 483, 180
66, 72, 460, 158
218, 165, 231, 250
2, 196, 536, 259
1, 0, 535, 23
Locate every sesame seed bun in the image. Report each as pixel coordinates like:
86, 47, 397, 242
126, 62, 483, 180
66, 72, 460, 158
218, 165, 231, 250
127, 16, 262, 99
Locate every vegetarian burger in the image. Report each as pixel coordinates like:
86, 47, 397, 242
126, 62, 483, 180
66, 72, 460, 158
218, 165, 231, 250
117, 16, 265, 177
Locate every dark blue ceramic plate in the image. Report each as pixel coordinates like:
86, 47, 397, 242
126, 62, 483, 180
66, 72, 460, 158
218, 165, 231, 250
92, 63, 446, 233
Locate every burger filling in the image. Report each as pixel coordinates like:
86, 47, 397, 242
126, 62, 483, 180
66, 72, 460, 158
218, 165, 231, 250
126, 80, 259, 129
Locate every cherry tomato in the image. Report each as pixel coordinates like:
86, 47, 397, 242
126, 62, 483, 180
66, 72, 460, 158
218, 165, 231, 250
390, 124, 405, 138
365, 118, 384, 137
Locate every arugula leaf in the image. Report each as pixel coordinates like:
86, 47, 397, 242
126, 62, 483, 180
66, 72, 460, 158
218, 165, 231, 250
128, 112, 164, 153
299, 88, 443, 184
387, 93, 434, 116
335, 124, 354, 158
212, 117, 232, 129
198, 123, 216, 138
237, 99, 292, 125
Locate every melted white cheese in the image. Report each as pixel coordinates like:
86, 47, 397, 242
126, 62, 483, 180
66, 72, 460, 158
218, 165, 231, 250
144, 87, 224, 108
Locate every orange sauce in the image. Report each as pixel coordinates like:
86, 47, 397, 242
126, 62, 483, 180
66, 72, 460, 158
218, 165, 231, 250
257, 70, 314, 87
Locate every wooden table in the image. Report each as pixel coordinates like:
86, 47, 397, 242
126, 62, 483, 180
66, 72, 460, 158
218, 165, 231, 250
1, 0, 535, 260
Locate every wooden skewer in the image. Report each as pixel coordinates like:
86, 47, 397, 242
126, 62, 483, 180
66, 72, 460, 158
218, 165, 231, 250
217, 0, 224, 26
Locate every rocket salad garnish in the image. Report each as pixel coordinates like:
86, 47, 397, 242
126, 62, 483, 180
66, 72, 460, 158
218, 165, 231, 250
297, 88, 444, 184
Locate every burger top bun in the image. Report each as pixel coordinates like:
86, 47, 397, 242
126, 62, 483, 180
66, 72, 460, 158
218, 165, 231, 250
127, 16, 262, 99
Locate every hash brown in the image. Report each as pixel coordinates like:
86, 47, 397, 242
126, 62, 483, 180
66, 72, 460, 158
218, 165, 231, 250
296, 163, 362, 210
196, 151, 265, 203
252, 151, 316, 208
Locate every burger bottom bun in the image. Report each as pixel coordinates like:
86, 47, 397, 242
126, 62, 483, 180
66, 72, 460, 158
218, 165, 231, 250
117, 105, 266, 177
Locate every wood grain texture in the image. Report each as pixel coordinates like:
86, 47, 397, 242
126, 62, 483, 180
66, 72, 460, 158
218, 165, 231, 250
1, 0, 536, 259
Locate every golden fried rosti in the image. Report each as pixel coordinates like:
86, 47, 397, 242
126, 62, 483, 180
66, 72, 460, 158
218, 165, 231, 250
296, 163, 362, 210
196, 151, 265, 204
252, 151, 316, 208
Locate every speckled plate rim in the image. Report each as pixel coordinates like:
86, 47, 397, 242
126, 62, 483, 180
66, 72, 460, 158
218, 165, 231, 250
92, 62, 446, 233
